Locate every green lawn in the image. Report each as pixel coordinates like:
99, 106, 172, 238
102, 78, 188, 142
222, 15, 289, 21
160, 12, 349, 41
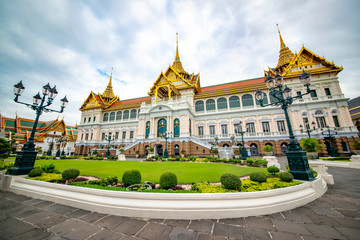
34, 160, 267, 183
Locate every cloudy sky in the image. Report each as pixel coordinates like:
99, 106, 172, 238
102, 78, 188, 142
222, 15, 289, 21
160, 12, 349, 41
1, 0, 359, 126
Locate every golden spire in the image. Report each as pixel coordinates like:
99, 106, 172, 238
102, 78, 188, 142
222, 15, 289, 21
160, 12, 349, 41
102, 68, 115, 99
172, 33, 186, 74
275, 24, 295, 71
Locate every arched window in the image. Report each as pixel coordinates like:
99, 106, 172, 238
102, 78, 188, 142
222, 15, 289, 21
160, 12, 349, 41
109, 112, 115, 121
123, 110, 129, 120
195, 101, 204, 112
174, 118, 180, 137
130, 109, 137, 119
103, 113, 109, 122
157, 118, 167, 137
256, 93, 268, 105
217, 98, 228, 110
229, 96, 240, 108
145, 121, 150, 139
116, 111, 122, 120
242, 94, 254, 107
269, 92, 278, 104
206, 99, 215, 111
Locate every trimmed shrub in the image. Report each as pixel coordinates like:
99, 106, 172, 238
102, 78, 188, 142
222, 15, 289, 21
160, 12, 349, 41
160, 172, 177, 189
250, 172, 267, 183
278, 172, 294, 182
220, 173, 242, 190
267, 166, 280, 175
246, 159, 254, 166
28, 168, 43, 177
62, 168, 80, 182
122, 170, 141, 187
41, 163, 57, 173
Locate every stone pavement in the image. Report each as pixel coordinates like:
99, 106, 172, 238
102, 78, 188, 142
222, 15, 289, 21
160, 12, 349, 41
0, 167, 360, 240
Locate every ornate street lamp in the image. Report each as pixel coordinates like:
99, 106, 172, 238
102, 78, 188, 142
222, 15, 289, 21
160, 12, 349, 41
321, 126, 339, 157
255, 70, 314, 181
300, 121, 316, 138
163, 132, 172, 158
10, 81, 68, 175
235, 124, 248, 160
105, 134, 115, 158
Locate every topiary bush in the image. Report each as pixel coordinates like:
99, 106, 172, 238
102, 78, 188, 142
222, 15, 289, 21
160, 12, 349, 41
160, 172, 177, 189
278, 172, 294, 182
246, 158, 254, 166
28, 167, 43, 177
220, 173, 242, 190
122, 169, 141, 187
250, 172, 267, 183
62, 168, 80, 184
267, 166, 280, 175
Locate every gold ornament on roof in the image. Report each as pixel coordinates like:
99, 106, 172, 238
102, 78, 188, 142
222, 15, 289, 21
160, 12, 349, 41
276, 24, 295, 71
102, 67, 116, 99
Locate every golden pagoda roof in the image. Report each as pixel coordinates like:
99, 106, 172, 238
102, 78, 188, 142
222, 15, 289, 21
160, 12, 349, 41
275, 24, 295, 72
171, 33, 188, 75
102, 68, 116, 99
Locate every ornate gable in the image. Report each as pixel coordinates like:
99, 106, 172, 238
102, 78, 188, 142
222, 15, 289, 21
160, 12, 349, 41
79, 91, 102, 110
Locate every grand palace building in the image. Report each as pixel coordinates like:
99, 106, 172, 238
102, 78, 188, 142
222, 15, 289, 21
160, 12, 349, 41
75, 30, 359, 157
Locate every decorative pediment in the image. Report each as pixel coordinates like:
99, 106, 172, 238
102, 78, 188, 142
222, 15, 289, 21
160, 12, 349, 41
80, 92, 102, 110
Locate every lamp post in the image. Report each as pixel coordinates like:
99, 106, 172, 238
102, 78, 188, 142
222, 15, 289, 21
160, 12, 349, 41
105, 134, 115, 158
47, 137, 54, 156
322, 126, 339, 157
10, 81, 68, 175
300, 121, 316, 138
163, 132, 172, 158
255, 70, 314, 181
55, 136, 67, 158
238, 125, 248, 160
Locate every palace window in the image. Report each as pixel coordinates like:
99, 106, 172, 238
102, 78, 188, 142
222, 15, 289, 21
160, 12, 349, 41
277, 121, 286, 132
88, 117, 91, 122
83, 117, 86, 123
109, 112, 115, 121
206, 99, 215, 111
316, 117, 327, 128
130, 109, 137, 119
246, 123, 255, 133
145, 121, 150, 139
217, 98, 228, 110
270, 93, 278, 104
229, 96, 240, 108
221, 125, 228, 135
262, 122, 270, 132
310, 90, 317, 98
333, 116, 340, 127
93, 116, 96, 122
234, 124, 241, 134
325, 88, 331, 96
303, 117, 310, 128
123, 110, 129, 120
90, 133, 93, 140
256, 93, 268, 105
116, 111, 122, 120
174, 118, 180, 137
341, 142, 349, 152
198, 126, 204, 137
195, 101, 204, 112
122, 131, 126, 139
85, 133, 89, 140
103, 113, 109, 122
115, 132, 119, 140
102, 132, 105, 140
209, 125, 215, 137
242, 94, 254, 107
157, 118, 167, 137
130, 131, 134, 139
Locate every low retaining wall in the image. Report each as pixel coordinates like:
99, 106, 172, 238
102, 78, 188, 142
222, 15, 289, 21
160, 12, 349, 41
1, 175, 327, 219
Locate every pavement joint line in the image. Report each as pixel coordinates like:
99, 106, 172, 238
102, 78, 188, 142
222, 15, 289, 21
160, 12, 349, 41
210, 222, 215, 234
84, 227, 104, 240
92, 213, 109, 224
186, 219, 192, 229
134, 221, 149, 237
280, 212, 286, 219
268, 230, 273, 239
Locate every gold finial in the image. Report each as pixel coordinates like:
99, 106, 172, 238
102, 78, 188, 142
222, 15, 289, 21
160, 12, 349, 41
276, 24, 285, 49
172, 33, 187, 74
175, 32, 179, 61
102, 68, 115, 99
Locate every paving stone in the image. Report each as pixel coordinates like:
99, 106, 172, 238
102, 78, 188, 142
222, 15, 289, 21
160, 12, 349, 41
212, 223, 241, 239
80, 212, 107, 223
23, 198, 44, 206
33, 200, 55, 209
303, 223, 347, 239
94, 215, 130, 230
301, 236, 335, 240
35, 214, 69, 230
281, 208, 314, 223
42, 234, 67, 240
61, 222, 103, 240
136, 222, 172, 240
43, 203, 78, 214
0, 216, 37, 239
271, 219, 312, 235
148, 218, 165, 223
12, 206, 43, 219
238, 226, 272, 240
334, 226, 360, 240
21, 209, 54, 223
197, 233, 227, 240
120, 236, 144, 240
307, 205, 344, 217
49, 218, 87, 236
264, 212, 285, 220
112, 218, 147, 235
329, 216, 360, 229
167, 227, 198, 240
65, 208, 91, 218
269, 231, 302, 240
305, 213, 342, 226
6, 203, 34, 215
245, 216, 275, 230
164, 219, 190, 228
188, 220, 213, 233
333, 208, 359, 218
87, 229, 124, 240
16, 227, 52, 240
6, 193, 32, 202
218, 218, 246, 226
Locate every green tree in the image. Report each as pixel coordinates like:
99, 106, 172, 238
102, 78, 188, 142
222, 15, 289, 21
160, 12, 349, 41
0, 138, 12, 159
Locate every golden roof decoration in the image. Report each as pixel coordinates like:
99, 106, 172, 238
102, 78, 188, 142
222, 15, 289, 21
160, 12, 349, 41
275, 24, 295, 72
171, 33, 188, 76
102, 68, 116, 100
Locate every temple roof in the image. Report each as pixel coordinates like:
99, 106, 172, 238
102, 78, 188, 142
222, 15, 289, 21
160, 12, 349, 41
275, 25, 295, 72
102, 68, 116, 99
